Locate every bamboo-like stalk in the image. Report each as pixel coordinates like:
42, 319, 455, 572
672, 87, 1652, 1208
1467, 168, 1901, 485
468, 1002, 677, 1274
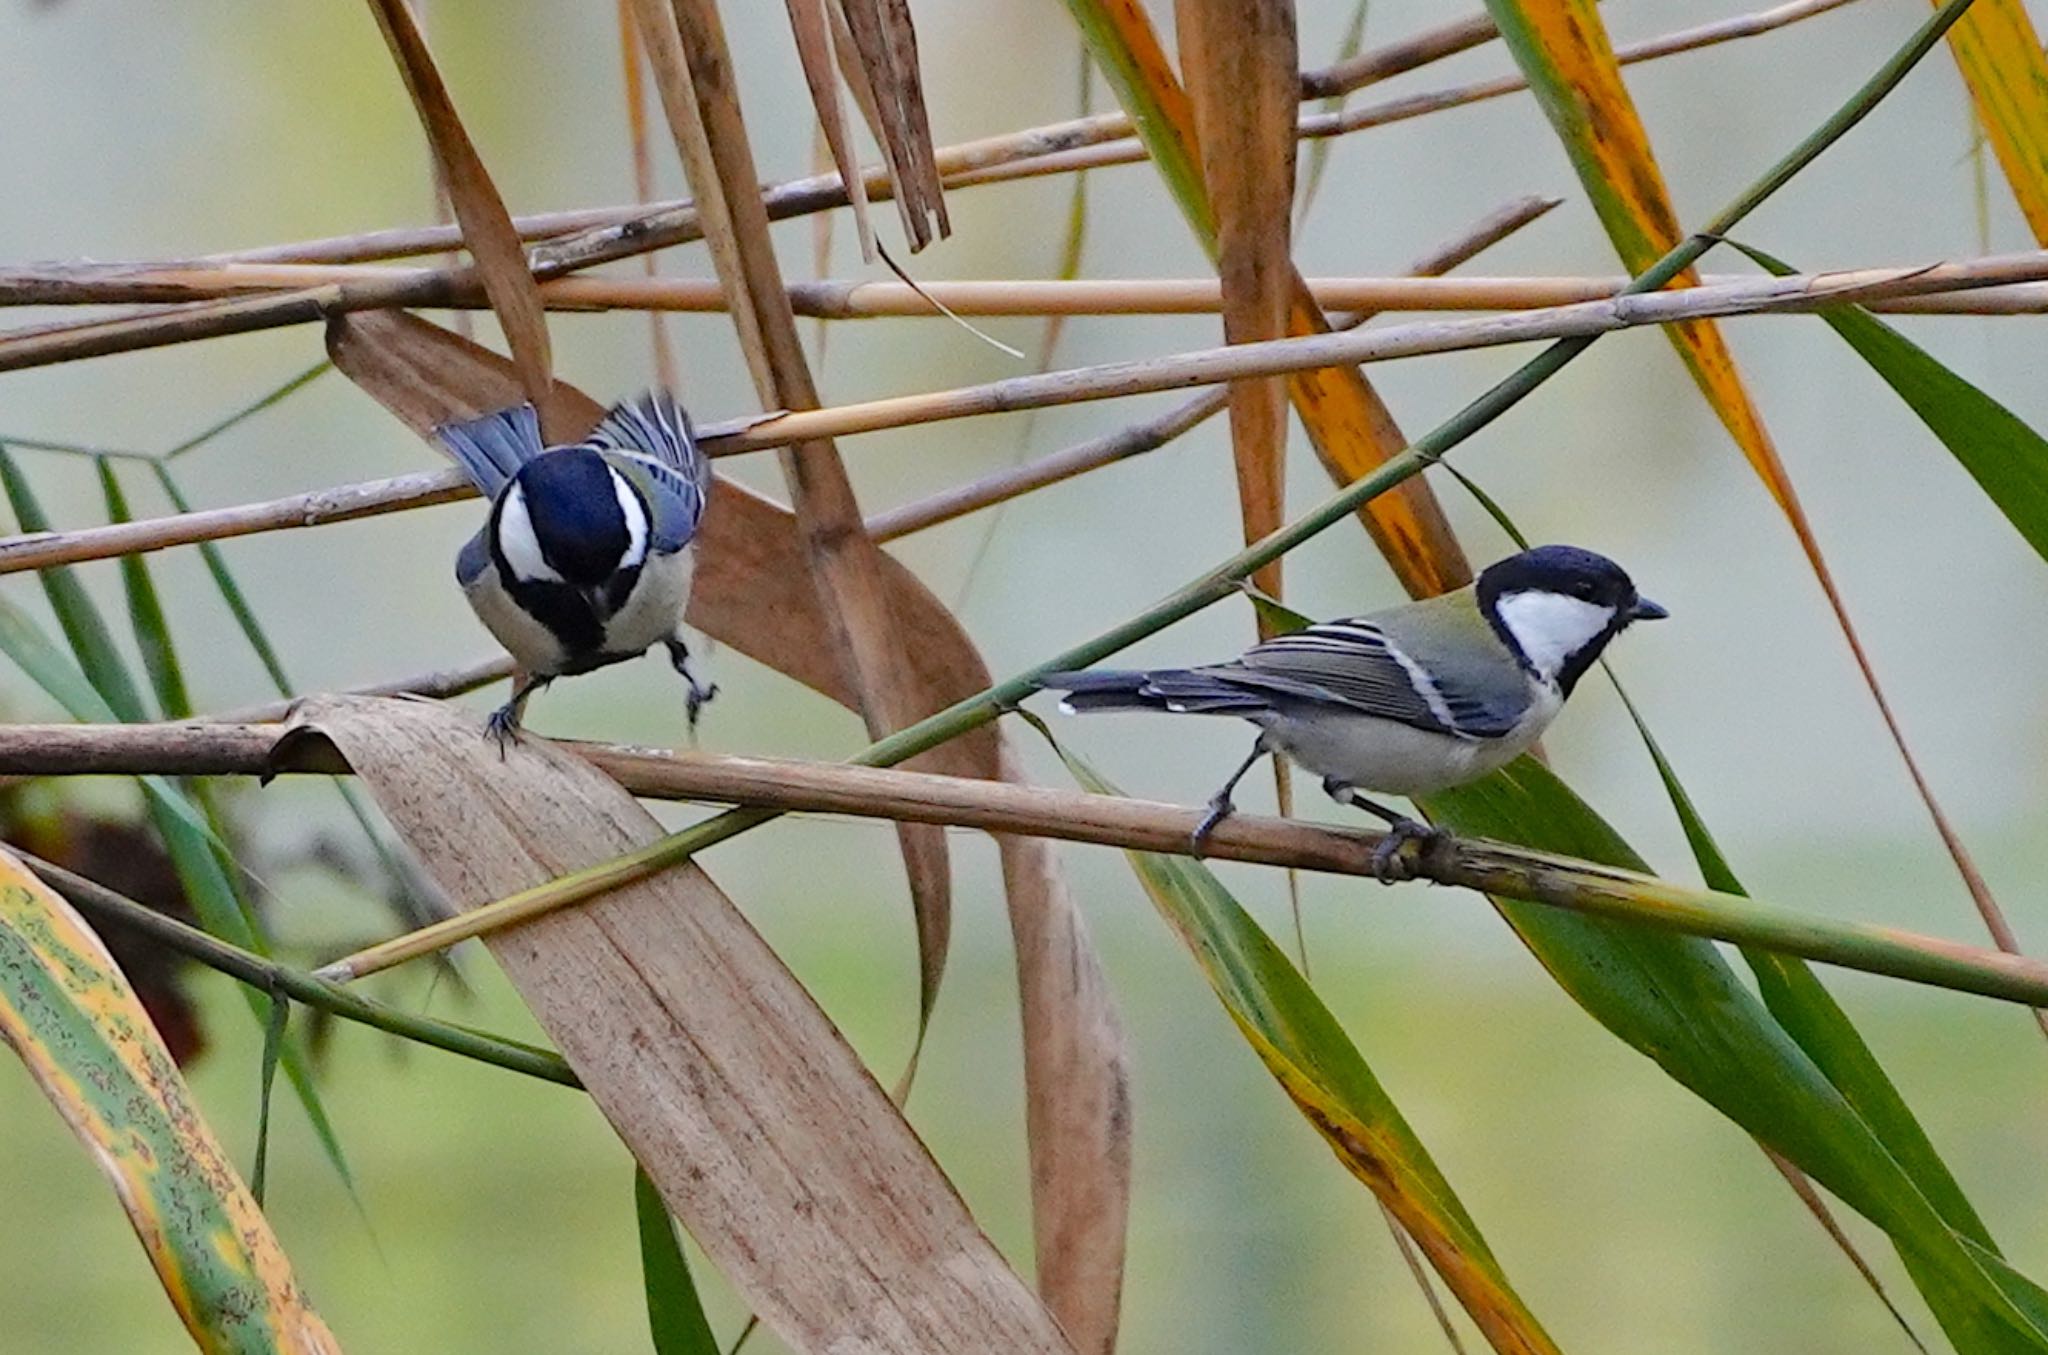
16, 266, 2044, 316
4, 249, 2040, 576
0, 0, 1865, 377
13, 849, 578, 1087
294, 0, 1974, 982
5, 720, 2045, 1008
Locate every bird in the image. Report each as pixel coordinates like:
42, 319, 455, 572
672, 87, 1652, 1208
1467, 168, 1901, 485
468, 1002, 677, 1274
434, 391, 715, 747
1039, 545, 1666, 880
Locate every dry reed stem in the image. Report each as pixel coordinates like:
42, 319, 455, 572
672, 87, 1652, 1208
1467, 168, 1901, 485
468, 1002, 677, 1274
4, 250, 2044, 577
9, 718, 2048, 1008
0, 0, 1863, 375
866, 194, 1562, 542
125, 0, 1839, 276
12, 267, 2048, 316
0, 0, 1856, 376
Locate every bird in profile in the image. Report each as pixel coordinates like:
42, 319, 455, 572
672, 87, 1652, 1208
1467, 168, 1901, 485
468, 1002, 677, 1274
1040, 545, 1666, 879
435, 391, 714, 746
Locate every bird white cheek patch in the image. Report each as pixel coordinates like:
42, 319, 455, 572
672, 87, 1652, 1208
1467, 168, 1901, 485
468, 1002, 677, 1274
1494, 591, 1613, 679
496, 484, 564, 584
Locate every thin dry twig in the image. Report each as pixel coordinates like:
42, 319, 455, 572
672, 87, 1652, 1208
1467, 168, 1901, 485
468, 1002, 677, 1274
0, 0, 1864, 378
866, 194, 1561, 542
16, 266, 2048, 317
5, 250, 2045, 577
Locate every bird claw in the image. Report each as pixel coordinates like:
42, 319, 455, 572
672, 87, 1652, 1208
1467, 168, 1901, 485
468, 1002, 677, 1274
483, 704, 523, 759
684, 677, 719, 732
1189, 794, 1236, 857
1370, 817, 1449, 885
667, 640, 717, 734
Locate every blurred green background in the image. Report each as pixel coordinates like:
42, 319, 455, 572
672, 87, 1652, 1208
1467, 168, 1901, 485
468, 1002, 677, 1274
3, 1, 2047, 1351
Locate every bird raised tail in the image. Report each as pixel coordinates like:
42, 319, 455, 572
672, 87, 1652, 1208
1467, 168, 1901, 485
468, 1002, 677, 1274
436, 403, 545, 496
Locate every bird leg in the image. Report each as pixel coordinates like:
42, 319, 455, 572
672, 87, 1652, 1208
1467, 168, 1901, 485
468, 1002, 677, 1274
665, 639, 719, 732
1323, 779, 1449, 884
484, 672, 548, 756
1191, 740, 1271, 855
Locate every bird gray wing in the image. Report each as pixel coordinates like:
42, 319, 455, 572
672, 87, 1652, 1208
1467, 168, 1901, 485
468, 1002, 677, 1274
587, 391, 710, 553
1223, 617, 1524, 738
435, 403, 544, 495
454, 525, 492, 587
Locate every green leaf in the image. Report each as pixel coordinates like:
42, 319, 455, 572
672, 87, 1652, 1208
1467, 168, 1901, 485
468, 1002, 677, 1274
1424, 761, 2048, 1353
1737, 242, 2048, 565
0, 853, 339, 1350
1041, 719, 1560, 1355
99, 458, 193, 720
1619, 690, 1992, 1249
2, 445, 151, 721
151, 460, 444, 943
152, 461, 293, 693
636, 1167, 719, 1355
251, 994, 289, 1208
0, 447, 355, 1193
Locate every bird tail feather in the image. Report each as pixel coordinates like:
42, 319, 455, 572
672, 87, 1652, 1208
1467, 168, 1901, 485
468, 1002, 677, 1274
1039, 668, 1268, 716
593, 391, 706, 487
436, 403, 545, 495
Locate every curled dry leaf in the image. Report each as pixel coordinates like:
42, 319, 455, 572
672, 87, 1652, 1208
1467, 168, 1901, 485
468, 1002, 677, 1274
0, 847, 341, 1355
630, 0, 959, 1092
282, 696, 1070, 1355
324, 309, 1133, 1355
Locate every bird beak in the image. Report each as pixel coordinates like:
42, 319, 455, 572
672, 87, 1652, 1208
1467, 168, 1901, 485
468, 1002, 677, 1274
1630, 597, 1669, 622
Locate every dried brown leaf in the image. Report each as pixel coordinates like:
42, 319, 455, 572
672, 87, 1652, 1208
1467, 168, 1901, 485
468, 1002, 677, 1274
324, 307, 1134, 1354
831, 0, 948, 248
630, 0, 957, 1082
363, 0, 563, 431
786, 0, 878, 262
1174, 0, 1296, 613
288, 696, 1071, 1355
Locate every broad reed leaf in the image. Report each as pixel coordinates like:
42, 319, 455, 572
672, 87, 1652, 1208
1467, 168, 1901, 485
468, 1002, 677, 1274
637, 1166, 719, 1355
1451, 472, 1937, 1340
1484, 0, 2022, 1019
327, 310, 1132, 1355
1937, 0, 2048, 244
0, 847, 341, 1353
1424, 761, 2048, 1354
1622, 694, 1992, 1249
294, 694, 1076, 1355
0, 451, 355, 1191
1063, 0, 1473, 600
1741, 243, 2048, 565
1050, 736, 1559, 1355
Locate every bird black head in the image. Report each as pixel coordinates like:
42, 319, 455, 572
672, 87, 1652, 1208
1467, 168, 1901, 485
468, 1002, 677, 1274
492, 448, 649, 589
1476, 545, 1665, 693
